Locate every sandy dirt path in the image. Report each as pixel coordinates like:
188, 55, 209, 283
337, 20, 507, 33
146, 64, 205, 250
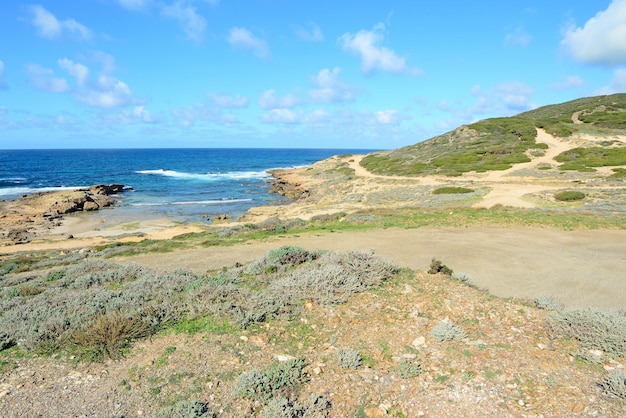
116, 226, 626, 311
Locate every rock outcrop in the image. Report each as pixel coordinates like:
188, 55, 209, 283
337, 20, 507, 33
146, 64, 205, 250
0, 184, 125, 245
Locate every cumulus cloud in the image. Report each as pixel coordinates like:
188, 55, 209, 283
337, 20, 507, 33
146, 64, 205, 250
295, 22, 323, 42
227, 27, 270, 59
338, 23, 420, 75
0, 60, 7, 90
504, 26, 531, 47
161, 1, 207, 41
27, 64, 69, 93
562, 0, 626, 66
58, 58, 89, 87
28, 5, 92, 40
261, 108, 299, 124
375, 110, 400, 125
548, 75, 584, 90
309, 67, 354, 104
29, 54, 141, 108
77, 75, 135, 108
597, 68, 626, 94
209, 93, 249, 108
258, 90, 298, 109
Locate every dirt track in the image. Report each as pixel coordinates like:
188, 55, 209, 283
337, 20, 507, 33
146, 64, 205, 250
117, 226, 626, 311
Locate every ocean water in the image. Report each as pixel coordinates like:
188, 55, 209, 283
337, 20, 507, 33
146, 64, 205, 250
0, 148, 374, 222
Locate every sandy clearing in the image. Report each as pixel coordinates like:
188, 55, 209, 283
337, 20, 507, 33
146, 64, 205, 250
115, 226, 626, 311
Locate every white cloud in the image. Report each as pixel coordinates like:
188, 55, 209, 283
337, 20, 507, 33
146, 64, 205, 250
375, 110, 399, 125
338, 23, 420, 75
504, 26, 531, 47
209, 93, 249, 108
548, 75, 584, 90
78, 75, 135, 108
29, 55, 141, 109
0, 60, 7, 90
562, 0, 626, 66
58, 58, 89, 87
130, 105, 156, 122
261, 108, 299, 124
309, 67, 354, 104
227, 27, 270, 59
295, 22, 323, 42
597, 68, 626, 94
27, 64, 69, 93
161, 1, 207, 42
28, 5, 92, 40
116, 0, 152, 10
258, 90, 298, 109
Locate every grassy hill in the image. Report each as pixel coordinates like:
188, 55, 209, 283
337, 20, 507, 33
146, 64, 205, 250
362, 93, 626, 177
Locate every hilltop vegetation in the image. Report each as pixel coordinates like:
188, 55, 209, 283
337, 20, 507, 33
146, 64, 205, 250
362, 93, 626, 177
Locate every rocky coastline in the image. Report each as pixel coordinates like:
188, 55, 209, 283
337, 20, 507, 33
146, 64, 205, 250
0, 184, 125, 245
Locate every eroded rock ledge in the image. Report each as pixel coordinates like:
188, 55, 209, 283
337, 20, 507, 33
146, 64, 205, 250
267, 169, 310, 200
0, 184, 126, 245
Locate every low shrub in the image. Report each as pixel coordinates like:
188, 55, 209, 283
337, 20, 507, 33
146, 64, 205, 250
261, 394, 331, 418
155, 399, 214, 418
431, 319, 466, 342
396, 359, 422, 379
234, 358, 309, 402
546, 308, 626, 358
433, 187, 473, 195
534, 296, 562, 310
554, 191, 586, 202
0, 263, 19, 276
598, 369, 626, 399
336, 348, 362, 370
71, 310, 149, 359
428, 258, 453, 276
451, 272, 472, 285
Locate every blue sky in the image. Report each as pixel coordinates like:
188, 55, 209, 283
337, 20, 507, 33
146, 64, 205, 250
1, 0, 625, 149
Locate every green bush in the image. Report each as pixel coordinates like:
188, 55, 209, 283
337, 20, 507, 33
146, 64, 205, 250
428, 258, 453, 276
336, 347, 362, 369
0, 263, 19, 276
396, 359, 422, 379
432, 187, 473, 195
431, 320, 466, 342
233, 358, 309, 402
261, 394, 331, 418
554, 191, 586, 202
155, 399, 214, 418
546, 308, 626, 358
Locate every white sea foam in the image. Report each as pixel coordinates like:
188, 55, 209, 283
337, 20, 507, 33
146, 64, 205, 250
135, 169, 271, 180
0, 186, 84, 197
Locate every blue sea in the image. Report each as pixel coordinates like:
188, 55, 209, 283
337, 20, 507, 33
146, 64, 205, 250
0, 148, 374, 222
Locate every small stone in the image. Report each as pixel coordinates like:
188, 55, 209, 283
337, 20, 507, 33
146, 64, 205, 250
412, 336, 426, 347
239, 335, 248, 341
275, 354, 296, 362
537, 343, 547, 350
363, 407, 387, 417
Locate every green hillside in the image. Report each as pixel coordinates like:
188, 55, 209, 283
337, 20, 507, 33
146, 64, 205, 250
361, 93, 626, 177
